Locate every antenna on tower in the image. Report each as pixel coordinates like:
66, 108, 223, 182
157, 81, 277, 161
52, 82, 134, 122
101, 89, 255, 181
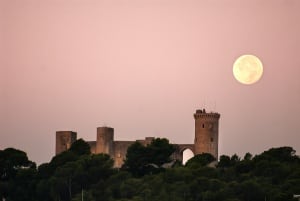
213, 100, 217, 112
199, 99, 205, 111
205, 99, 215, 112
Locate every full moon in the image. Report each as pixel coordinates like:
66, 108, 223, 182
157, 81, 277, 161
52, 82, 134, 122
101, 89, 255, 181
233, 54, 263, 85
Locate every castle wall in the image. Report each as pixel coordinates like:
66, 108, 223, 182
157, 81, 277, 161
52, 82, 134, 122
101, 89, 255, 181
87, 141, 96, 154
113, 141, 135, 168
56, 131, 77, 155
137, 137, 155, 146
113, 138, 156, 167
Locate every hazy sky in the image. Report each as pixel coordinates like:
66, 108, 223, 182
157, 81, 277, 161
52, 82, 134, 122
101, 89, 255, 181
1, 0, 300, 164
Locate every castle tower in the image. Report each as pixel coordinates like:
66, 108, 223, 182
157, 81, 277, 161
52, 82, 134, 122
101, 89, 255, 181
96, 127, 114, 155
194, 109, 220, 159
56, 131, 77, 155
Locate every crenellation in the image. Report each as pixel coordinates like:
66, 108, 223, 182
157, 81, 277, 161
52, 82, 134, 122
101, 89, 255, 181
194, 113, 220, 119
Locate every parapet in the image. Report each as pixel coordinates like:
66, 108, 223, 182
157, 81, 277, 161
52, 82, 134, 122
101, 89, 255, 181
136, 137, 155, 146
97, 127, 114, 133
194, 109, 220, 120
97, 127, 114, 141
145, 137, 155, 142
56, 131, 77, 141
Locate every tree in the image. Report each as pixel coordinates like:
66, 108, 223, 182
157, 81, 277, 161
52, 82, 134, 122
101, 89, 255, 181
85, 154, 115, 185
69, 139, 91, 156
147, 138, 176, 166
0, 148, 36, 201
72, 190, 95, 201
50, 150, 79, 171
123, 138, 176, 176
48, 139, 91, 175
243, 152, 252, 161
218, 155, 231, 168
235, 180, 264, 201
49, 153, 114, 201
185, 153, 216, 168
253, 147, 298, 163
230, 154, 240, 165
1, 143, 300, 201
122, 142, 147, 176
120, 178, 143, 199
8, 168, 37, 201
50, 161, 81, 201
0, 148, 36, 180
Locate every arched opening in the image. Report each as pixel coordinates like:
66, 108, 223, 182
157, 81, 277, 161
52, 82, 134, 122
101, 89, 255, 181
182, 149, 194, 165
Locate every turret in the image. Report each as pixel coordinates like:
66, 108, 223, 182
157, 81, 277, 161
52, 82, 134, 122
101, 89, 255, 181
194, 109, 220, 159
96, 127, 114, 155
55, 131, 77, 155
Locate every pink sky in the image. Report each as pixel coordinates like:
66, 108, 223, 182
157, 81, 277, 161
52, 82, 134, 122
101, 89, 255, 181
1, 0, 300, 164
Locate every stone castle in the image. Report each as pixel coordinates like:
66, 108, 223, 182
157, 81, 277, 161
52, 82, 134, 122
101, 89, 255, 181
55, 109, 220, 167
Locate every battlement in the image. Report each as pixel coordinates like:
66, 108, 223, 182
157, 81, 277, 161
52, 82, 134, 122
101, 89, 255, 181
194, 109, 220, 120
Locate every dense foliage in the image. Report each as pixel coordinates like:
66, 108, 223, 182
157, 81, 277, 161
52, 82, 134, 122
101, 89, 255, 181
122, 138, 176, 176
0, 138, 299, 201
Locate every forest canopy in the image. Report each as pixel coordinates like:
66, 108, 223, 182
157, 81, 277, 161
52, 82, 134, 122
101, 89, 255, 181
0, 138, 299, 201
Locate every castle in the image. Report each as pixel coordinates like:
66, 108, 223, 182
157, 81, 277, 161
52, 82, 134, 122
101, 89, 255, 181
55, 109, 220, 167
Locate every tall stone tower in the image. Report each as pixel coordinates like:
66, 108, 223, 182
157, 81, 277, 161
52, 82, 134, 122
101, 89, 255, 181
96, 127, 114, 155
194, 109, 220, 159
56, 131, 77, 155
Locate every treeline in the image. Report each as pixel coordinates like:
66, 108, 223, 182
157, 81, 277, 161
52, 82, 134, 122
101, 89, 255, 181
0, 138, 300, 201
